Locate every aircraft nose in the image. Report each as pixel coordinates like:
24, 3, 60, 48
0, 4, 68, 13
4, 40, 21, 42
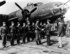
60, 6, 64, 11
59, 5, 67, 11
60, 5, 69, 10
64, 5, 70, 9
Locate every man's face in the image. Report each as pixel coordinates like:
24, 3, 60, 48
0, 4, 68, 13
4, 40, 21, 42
32, 23, 34, 26
43, 23, 46, 26
40, 22, 41, 25
23, 23, 25, 26
3, 22, 6, 26
58, 18, 61, 21
47, 20, 50, 24
11, 22, 14, 26
17, 22, 20, 26
36, 20, 39, 23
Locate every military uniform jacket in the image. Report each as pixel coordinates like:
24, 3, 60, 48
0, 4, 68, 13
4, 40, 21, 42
21, 26, 26, 34
45, 24, 51, 35
30, 25, 35, 32
35, 23, 41, 31
58, 22, 65, 36
10, 26, 15, 34
1, 26, 7, 36
16, 26, 22, 35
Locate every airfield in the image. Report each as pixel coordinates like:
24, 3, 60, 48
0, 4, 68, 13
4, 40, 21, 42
0, 0, 70, 54
0, 36, 70, 54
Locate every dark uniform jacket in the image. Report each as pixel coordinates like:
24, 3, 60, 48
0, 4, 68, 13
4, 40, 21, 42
16, 26, 21, 35
10, 26, 16, 35
21, 26, 26, 34
45, 24, 51, 35
58, 21, 65, 37
1, 26, 7, 36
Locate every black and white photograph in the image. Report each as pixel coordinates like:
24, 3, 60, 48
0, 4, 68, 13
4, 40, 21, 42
0, 0, 70, 54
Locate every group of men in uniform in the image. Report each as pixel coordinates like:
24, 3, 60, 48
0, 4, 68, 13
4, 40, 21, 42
0, 16, 66, 48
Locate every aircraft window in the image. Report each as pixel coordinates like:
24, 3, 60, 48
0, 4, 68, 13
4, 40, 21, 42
59, 8, 62, 11
27, 3, 34, 6
55, 3, 62, 7
34, 2, 43, 6
53, 9, 59, 14
34, 4, 38, 6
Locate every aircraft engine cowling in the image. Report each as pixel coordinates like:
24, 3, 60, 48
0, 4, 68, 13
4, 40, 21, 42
22, 9, 30, 19
15, 2, 37, 20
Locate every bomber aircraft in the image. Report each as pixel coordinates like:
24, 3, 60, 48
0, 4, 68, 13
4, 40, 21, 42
0, 0, 70, 23
8, 0, 70, 23
0, 0, 70, 44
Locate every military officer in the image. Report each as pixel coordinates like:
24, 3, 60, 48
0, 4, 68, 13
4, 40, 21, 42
31, 22, 35, 41
45, 19, 52, 46
57, 16, 65, 48
10, 21, 15, 46
35, 20, 41, 45
22, 23, 26, 43
40, 22, 45, 39
16, 22, 21, 44
26, 18, 31, 42
1, 21, 7, 47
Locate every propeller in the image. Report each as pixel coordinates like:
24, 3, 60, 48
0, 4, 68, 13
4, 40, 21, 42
15, 2, 23, 11
15, 2, 37, 18
0, 0, 6, 6
30, 7, 37, 14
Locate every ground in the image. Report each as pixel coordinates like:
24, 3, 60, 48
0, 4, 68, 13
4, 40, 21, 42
0, 36, 70, 54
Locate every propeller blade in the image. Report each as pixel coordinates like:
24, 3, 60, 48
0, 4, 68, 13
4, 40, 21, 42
15, 2, 23, 11
30, 8, 37, 13
0, 1, 6, 6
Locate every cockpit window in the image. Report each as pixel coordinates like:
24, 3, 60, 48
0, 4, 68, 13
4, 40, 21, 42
27, 3, 34, 6
27, 2, 43, 7
34, 2, 43, 6
55, 3, 63, 7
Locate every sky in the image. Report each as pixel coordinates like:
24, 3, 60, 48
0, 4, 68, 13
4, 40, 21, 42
0, 0, 70, 21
